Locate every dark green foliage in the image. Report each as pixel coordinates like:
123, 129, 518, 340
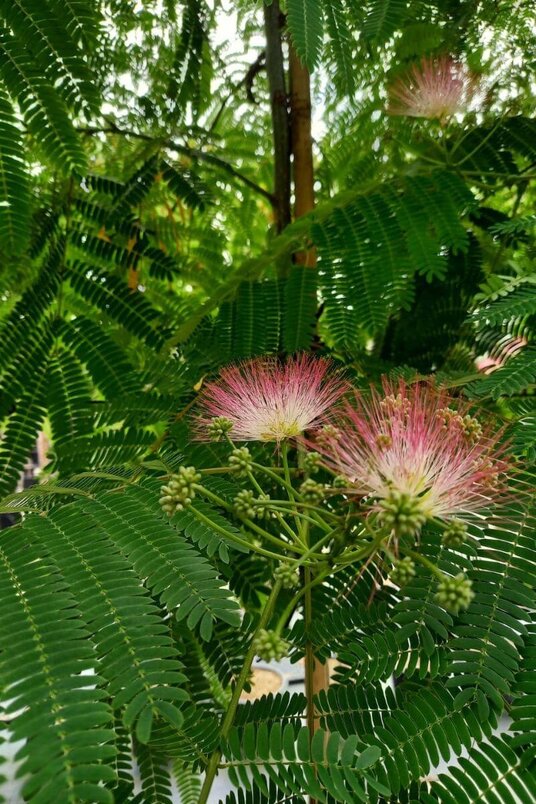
467, 347, 536, 399
80, 483, 241, 639
363, 0, 409, 42
131, 742, 174, 804
0, 350, 49, 496
0, 527, 116, 803
213, 280, 283, 360
423, 735, 536, 803
0, 85, 30, 254
0, 480, 241, 796
287, 0, 324, 70
222, 724, 385, 802
284, 266, 317, 352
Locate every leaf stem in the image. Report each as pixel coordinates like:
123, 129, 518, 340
188, 505, 296, 563
194, 485, 301, 554
198, 579, 284, 804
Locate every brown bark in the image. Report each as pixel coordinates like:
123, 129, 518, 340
263, 1, 291, 234
289, 46, 317, 268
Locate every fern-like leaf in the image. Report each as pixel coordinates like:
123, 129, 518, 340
287, 0, 324, 71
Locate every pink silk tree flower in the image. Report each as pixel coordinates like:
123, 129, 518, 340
314, 380, 509, 536
194, 354, 347, 442
387, 56, 474, 121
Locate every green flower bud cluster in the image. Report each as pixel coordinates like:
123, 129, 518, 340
303, 451, 321, 475
252, 629, 289, 662
232, 490, 274, 520
435, 573, 474, 615
389, 556, 416, 586
233, 489, 256, 519
159, 466, 201, 516
274, 562, 300, 589
442, 519, 468, 548
332, 475, 348, 489
378, 490, 427, 537
229, 446, 253, 475
208, 416, 233, 440
299, 478, 327, 503
254, 493, 276, 520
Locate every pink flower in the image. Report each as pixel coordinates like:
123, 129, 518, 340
195, 355, 347, 442
387, 56, 474, 121
314, 380, 509, 534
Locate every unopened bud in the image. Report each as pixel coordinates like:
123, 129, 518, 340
208, 416, 233, 440
442, 519, 468, 548
300, 478, 326, 503
390, 556, 416, 587
435, 573, 474, 615
252, 629, 289, 662
274, 562, 300, 590
229, 447, 253, 475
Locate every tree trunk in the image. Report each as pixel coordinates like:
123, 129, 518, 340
289, 46, 316, 267
263, 1, 291, 235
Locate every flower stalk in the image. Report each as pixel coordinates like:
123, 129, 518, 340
198, 579, 284, 804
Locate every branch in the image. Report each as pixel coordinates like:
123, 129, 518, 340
78, 124, 276, 205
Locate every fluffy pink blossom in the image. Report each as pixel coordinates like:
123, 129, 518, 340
387, 56, 474, 121
195, 355, 347, 442
314, 380, 509, 531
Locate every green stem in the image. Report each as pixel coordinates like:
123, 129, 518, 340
246, 469, 297, 541
188, 506, 296, 563
304, 564, 316, 742
404, 548, 444, 579
275, 565, 330, 635
264, 498, 340, 520
198, 579, 284, 804
264, 506, 333, 533
252, 462, 298, 498
195, 485, 301, 554
281, 441, 293, 490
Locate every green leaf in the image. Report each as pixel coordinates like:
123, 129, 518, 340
0, 84, 30, 254
287, 0, 324, 71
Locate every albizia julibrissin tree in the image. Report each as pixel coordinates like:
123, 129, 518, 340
0, 1, 534, 802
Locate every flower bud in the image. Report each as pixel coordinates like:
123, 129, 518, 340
378, 490, 427, 537
442, 519, 468, 548
233, 489, 256, 519
390, 556, 416, 586
159, 466, 201, 516
208, 416, 234, 440
252, 629, 289, 662
435, 573, 474, 615
300, 478, 326, 504
303, 451, 321, 475
274, 562, 300, 590
229, 446, 253, 475
254, 493, 276, 520
332, 475, 348, 489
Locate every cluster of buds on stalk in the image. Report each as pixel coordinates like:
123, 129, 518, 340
159, 466, 201, 516
252, 629, 289, 662
229, 447, 253, 475
233, 490, 274, 520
